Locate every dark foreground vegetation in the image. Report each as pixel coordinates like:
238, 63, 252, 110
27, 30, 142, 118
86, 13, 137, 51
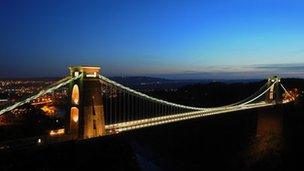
0, 136, 140, 170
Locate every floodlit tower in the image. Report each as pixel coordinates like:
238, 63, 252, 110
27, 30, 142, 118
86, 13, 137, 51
67, 66, 105, 139
266, 76, 282, 104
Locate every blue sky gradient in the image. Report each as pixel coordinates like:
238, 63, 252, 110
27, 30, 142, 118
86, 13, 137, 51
0, 0, 304, 78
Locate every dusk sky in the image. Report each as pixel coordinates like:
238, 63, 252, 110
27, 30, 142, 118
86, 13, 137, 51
1, 0, 304, 79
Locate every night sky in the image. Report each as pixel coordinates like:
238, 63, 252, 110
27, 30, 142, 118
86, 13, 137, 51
1, 0, 304, 79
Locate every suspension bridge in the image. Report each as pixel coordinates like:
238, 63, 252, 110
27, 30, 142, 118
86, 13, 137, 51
0, 66, 296, 143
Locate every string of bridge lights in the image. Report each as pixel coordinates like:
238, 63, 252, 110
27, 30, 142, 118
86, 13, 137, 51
0, 73, 293, 119
0, 74, 82, 116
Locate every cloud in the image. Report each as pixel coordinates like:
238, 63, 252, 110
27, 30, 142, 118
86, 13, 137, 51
151, 63, 304, 79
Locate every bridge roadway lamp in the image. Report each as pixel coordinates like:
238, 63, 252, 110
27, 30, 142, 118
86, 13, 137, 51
67, 66, 106, 140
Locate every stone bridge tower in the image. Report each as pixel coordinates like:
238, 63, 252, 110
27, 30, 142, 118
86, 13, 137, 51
66, 66, 105, 139
266, 76, 282, 104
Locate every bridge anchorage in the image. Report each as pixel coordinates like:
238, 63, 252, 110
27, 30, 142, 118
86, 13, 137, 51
0, 66, 298, 141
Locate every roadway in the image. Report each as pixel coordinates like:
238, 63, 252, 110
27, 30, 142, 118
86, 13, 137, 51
105, 101, 278, 133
